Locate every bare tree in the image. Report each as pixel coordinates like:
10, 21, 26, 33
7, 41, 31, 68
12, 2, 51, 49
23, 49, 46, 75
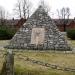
22, 0, 32, 19
0, 6, 6, 26
57, 9, 61, 19
40, 0, 50, 14
61, 8, 66, 19
57, 7, 71, 31
26, 0, 32, 19
57, 7, 70, 19
0, 6, 5, 19
5, 12, 10, 19
66, 7, 70, 19
22, 0, 27, 19
14, 0, 22, 18
14, 0, 32, 19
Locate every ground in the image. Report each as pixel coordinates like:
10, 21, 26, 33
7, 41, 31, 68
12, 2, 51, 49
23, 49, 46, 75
0, 40, 75, 75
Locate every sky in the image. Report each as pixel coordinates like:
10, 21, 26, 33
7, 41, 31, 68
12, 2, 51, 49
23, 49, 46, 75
0, 0, 75, 19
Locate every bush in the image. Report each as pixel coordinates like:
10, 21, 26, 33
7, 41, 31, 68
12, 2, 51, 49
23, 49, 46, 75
67, 29, 75, 40
0, 26, 16, 40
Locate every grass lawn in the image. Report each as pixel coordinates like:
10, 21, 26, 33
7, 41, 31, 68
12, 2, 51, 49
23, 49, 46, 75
0, 40, 75, 75
70, 40, 75, 46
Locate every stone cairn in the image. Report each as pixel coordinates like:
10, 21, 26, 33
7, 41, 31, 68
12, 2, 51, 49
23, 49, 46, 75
6, 5, 71, 51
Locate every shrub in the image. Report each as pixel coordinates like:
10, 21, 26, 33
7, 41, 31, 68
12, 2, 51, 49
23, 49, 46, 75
0, 26, 16, 40
67, 29, 75, 40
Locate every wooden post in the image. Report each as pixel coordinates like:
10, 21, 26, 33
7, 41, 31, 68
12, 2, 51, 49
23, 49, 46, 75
0, 49, 14, 75
6, 49, 14, 75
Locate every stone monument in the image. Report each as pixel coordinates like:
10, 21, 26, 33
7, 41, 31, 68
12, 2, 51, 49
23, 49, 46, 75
6, 5, 71, 50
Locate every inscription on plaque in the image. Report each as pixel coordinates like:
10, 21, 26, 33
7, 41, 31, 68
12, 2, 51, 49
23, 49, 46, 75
31, 28, 45, 45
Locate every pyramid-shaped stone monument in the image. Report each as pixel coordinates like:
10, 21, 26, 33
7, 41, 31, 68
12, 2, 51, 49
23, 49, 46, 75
6, 6, 71, 50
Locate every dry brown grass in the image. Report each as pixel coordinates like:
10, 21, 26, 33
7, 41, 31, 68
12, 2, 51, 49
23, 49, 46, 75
14, 51, 75, 68
14, 51, 75, 75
